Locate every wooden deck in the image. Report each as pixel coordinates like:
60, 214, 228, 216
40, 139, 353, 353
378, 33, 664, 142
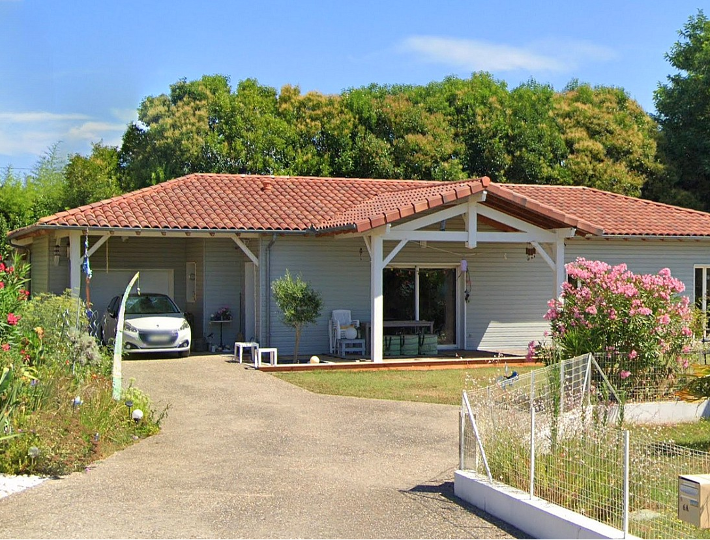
257, 350, 539, 372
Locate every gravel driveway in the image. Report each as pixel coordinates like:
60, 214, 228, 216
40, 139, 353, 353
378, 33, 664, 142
0, 354, 524, 539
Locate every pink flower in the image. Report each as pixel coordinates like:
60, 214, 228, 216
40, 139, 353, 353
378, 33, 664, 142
585, 305, 597, 315
526, 341, 537, 362
1, 343, 9, 351
7, 313, 19, 326
658, 314, 671, 326
629, 350, 638, 360
620, 370, 631, 380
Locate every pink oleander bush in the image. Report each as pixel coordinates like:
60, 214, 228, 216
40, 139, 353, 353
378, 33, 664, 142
529, 258, 694, 394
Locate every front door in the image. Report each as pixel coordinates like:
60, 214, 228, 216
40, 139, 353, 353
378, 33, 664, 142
384, 267, 458, 347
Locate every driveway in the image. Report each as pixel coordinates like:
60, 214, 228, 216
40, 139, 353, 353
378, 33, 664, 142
0, 354, 523, 539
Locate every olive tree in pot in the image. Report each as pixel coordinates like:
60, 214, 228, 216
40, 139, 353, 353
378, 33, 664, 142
271, 270, 323, 363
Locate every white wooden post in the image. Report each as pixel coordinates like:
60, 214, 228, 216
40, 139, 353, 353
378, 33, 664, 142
414, 266, 420, 321
552, 234, 566, 299
370, 234, 384, 363
68, 230, 82, 298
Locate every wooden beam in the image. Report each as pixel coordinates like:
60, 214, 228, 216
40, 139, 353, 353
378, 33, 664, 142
232, 236, 259, 267
383, 240, 408, 267
86, 234, 109, 259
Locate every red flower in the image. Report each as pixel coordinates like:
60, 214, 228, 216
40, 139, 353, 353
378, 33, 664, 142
0, 282, 6, 290
7, 313, 19, 326
1, 343, 10, 351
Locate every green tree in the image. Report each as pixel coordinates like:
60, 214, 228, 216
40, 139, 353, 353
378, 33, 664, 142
554, 82, 662, 196
343, 85, 465, 180
65, 143, 121, 208
506, 81, 568, 185
0, 145, 68, 251
277, 85, 355, 177
437, 74, 512, 181
271, 271, 323, 363
120, 74, 234, 190
652, 10, 710, 210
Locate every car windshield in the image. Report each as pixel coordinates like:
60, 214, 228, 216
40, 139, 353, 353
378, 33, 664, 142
124, 294, 180, 315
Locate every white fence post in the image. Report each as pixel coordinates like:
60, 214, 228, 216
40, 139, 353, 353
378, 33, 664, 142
623, 429, 630, 537
463, 390, 493, 482
459, 398, 465, 470
530, 406, 536, 500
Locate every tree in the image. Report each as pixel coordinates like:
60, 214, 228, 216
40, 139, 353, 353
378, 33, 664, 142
554, 82, 662, 196
652, 10, 710, 210
65, 143, 121, 208
271, 271, 323, 363
120, 74, 235, 190
277, 85, 355, 177
0, 145, 69, 251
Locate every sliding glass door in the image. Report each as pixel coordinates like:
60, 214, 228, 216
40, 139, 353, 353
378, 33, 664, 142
383, 266, 458, 347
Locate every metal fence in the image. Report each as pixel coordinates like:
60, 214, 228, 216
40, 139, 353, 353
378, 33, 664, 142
460, 354, 710, 539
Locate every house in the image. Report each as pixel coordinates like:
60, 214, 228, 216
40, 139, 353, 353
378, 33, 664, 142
9, 173, 710, 361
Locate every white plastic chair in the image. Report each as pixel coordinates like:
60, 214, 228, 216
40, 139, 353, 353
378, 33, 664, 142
328, 310, 359, 354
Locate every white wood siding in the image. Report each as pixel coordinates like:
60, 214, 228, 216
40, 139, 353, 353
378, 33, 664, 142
81, 236, 188, 308
265, 236, 553, 356
30, 235, 49, 295
567, 238, 710, 302
204, 239, 243, 350
267, 236, 371, 356
185, 239, 205, 338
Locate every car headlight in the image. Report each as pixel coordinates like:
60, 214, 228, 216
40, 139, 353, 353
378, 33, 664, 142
124, 321, 138, 333
179, 319, 190, 331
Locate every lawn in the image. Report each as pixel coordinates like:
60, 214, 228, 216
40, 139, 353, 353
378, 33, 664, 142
271, 364, 536, 405
635, 418, 710, 452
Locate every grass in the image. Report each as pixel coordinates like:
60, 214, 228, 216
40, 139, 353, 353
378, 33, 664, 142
633, 417, 710, 452
271, 364, 536, 405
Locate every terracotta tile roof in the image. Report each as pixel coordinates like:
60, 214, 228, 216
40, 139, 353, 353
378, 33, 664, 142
11, 174, 710, 239
319, 178, 491, 232
33, 174, 432, 232
495, 184, 710, 237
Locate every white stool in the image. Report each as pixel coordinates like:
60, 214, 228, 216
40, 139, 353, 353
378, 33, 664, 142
337, 339, 365, 358
255, 347, 278, 368
234, 342, 258, 363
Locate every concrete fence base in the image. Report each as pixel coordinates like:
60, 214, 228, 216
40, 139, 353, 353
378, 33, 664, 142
454, 470, 639, 539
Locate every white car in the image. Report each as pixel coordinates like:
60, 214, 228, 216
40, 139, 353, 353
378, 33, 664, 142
100, 293, 191, 357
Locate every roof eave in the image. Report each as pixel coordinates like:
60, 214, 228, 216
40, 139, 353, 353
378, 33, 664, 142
486, 184, 604, 237
8, 224, 319, 240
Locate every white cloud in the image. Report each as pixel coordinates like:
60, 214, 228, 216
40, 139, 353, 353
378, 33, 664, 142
0, 111, 90, 123
400, 36, 616, 73
110, 107, 138, 124
0, 110, 127, 167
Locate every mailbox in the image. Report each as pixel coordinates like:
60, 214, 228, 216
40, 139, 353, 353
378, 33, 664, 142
679, 474, 710, 528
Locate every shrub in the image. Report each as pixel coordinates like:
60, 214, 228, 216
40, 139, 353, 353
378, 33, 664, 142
0, 254, 164, 473
530, 259, 693, 393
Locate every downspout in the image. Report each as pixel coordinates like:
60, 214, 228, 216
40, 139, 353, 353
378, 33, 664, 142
264, 234, 277, 346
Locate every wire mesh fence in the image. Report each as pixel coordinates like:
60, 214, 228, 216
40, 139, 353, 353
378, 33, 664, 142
460, 353, 710, 539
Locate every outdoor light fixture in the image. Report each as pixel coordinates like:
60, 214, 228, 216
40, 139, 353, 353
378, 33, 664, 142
526, 244, 537, 261
125, 399, 134, 419
53, 243, 61, 266
132, 409, 144, 423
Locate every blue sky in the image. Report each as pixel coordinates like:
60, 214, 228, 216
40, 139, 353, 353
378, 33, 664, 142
0, 0, 704, 172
